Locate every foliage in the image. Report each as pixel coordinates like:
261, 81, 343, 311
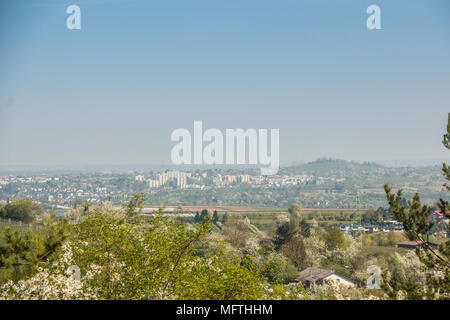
0, 218, 68, 284
324, 226, 347, 250
254, 252, 298, 285
383, 113, 450, 299
221, 213, 229, 224
299, 219, 311, 238
274, 204, 310, 249
1, 202, 264, 300
222, 221, 251, 248
212, 210, 219, 223
126, 193, 146, 217
279, 235, 307, 269
0, 199, 42, 223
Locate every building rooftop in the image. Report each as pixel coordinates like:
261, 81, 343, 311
296, 267, 334, 283
397, 240, 438, 248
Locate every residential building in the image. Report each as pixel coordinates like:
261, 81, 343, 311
296, 267, 356, 288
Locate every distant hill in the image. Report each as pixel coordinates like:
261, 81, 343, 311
281, 158, 385, 176
280, 158, 443, 187
375, 158, 450, 167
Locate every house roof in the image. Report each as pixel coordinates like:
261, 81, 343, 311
297, 267, 334, 283
397, 240, 421, 246
397, 240, 438, 248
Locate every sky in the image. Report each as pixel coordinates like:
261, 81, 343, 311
0, 0, 449, 168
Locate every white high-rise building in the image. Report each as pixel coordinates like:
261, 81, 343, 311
148, 179, 160, 188
135, 175, 145, 182
177, 176, 186, 188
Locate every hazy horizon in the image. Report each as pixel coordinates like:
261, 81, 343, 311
1, 1, 450, 166
1, 157, 450, 174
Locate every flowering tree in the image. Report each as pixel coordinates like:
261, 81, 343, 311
1, 204, 264, 300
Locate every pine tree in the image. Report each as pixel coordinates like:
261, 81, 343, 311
200, 209, 209, 222
221, 213, 229, 225
383, 113, 450, 299
288, 204, 302, 231
299, 219, 311, 238
212, 210, 219, 223
194, 211, 200, 223
274, 204, 306, 249
83, 201, 90, 214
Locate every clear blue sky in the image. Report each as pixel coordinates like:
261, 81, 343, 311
0, 0, 449, 167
